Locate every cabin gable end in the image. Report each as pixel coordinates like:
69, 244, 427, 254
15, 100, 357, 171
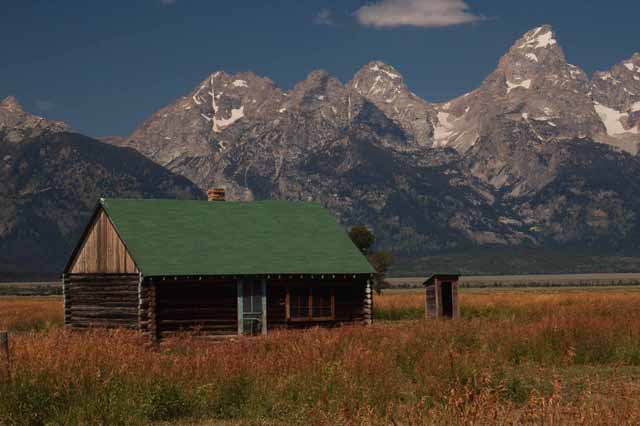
66, 207, 139, 274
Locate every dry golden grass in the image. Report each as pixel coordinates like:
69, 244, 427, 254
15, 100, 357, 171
0, 296, 63, 332
1, 289, 640, 425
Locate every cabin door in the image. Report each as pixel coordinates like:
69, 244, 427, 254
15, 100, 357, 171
239, 279, 267, 335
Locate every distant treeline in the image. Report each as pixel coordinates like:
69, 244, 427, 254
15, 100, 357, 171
391, 249, 640, 276
387, 276, 640, 290
0, 283, 61, 296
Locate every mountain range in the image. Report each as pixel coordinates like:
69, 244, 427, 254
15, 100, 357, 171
2, 25, 640, 278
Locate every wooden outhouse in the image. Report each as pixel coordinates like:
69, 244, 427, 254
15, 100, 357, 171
424, 274, 460, 319
62, 197, 375, 341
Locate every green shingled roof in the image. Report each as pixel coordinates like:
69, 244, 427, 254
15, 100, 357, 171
100, 198, 374, 277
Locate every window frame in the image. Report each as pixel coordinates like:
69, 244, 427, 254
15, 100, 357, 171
285, 287, 335, 322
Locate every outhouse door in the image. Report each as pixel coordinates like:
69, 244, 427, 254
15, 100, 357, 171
441, 281, 454, 318
238, 279, 267, 336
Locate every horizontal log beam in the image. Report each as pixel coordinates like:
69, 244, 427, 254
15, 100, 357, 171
68, 274, 139, 279
69, 286, 138, 292
158, 319, 237, 325
159, 331, 235, 337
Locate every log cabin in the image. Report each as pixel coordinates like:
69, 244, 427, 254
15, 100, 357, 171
62, 193, 375, 341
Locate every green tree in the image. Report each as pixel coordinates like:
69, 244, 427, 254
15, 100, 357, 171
348, 226, 393, 294
348, 225, 375, 255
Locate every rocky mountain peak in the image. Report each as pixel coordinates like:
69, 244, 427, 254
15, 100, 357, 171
191, 70, 285, 123
291, 69, 342, 93
349, 61, 409, 102
497, 25, 579, 84
513, 25, 558, 52
348, 61, 435, 147
463, 25, 599, 143
352, 61, 404, 87
0, 96, 70, 143
287, 69, 346, 111
430, 26, 589, 154
125, 68, 287, 168
1, 96, 24, 113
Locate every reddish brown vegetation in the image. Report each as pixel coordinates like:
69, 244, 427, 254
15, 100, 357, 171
1, 290, 640, 425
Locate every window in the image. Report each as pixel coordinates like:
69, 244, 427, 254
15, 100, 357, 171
312, 287, 333, 318
286, 287, 335, 321
289, 288, 310, 320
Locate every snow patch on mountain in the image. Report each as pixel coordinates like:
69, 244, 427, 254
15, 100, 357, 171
506, 79, 532, 93
433, 112, 453, 144
370, 64, 401, 80
519, 27, 557, 50
594, 103, 639, 136
233, 80, 249, 88
213, 107, 245, 132
526, 53, 539, 62
433, 110, 476, 149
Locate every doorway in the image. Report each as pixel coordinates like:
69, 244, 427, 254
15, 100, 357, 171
241, 279, 265, 335
441, 281, 453, 318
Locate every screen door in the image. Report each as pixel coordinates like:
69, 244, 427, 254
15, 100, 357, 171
242, 279, 264, 335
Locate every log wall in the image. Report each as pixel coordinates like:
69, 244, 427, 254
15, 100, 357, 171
65, 273, 140, 329
69, 209, 138, 274
62, 274, 70, 325
267, 277, 367, 330
139, 279, 157, 341
154, 279, 237, 339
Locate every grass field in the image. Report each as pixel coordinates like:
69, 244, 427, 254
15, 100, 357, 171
2, 289, 640, 425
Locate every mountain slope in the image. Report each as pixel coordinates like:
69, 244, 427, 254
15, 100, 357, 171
0, 98, 204, 279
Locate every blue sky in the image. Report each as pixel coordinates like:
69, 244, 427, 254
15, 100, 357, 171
2, 0, 639, 137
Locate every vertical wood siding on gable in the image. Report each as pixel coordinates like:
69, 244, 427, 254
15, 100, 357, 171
69, 209, 138, 274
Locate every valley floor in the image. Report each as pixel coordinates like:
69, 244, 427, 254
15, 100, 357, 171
1, 288, 640, 425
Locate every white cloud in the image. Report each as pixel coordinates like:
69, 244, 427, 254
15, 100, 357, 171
314, 9, 335, 26
355, 0, 482, 28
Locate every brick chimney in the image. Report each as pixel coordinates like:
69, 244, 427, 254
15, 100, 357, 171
207, 188, 226, 202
